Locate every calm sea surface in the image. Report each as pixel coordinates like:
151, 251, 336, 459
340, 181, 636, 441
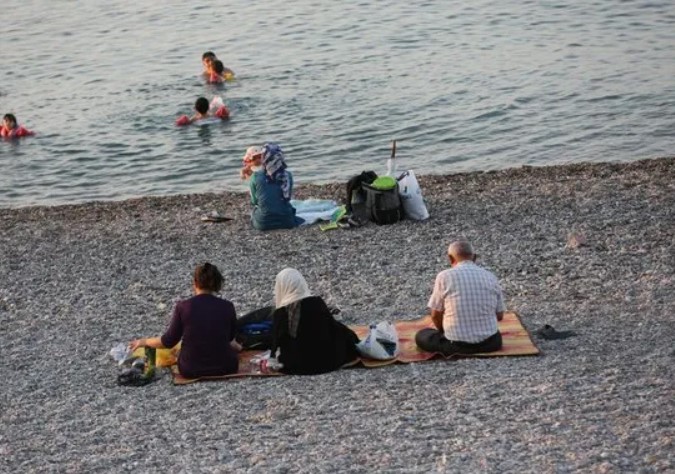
1, 0, 674, 208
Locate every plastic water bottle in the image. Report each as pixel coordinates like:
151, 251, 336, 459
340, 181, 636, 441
144, 347, 156, 379
249, 352, 268, 374
249, 353, 283, 374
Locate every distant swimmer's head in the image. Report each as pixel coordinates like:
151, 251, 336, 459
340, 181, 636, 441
202, 51, 216, 69
213, 60, 225, 75
3, 113, 17, 130
194, 97, 210, 115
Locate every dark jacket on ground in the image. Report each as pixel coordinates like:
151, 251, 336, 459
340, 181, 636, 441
271, 296, 359, 375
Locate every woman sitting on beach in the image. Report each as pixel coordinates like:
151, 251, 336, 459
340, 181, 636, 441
270, 268, 359, 375
129, 263, 241, 378
240, 143, 304, 231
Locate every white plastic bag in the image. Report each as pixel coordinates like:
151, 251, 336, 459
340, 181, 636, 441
397, 170, 429, 220
356, 322, 399, 360
109, 343, 132, 366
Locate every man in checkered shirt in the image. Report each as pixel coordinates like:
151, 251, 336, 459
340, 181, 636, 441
415, 240, 505, 355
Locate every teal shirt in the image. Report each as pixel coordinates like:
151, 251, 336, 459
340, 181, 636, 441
249, 170, 304, 230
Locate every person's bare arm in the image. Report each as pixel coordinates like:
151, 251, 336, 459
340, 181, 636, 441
430, 309, 444, 332
129, 337, 166, 352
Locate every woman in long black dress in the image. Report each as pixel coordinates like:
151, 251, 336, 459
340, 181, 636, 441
270, 268, 359, 375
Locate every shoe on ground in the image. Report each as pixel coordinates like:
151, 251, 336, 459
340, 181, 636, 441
535, 324, 577, 340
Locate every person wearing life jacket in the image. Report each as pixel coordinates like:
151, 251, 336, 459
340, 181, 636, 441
1, 113, 34, 139
175, 97, 229, 126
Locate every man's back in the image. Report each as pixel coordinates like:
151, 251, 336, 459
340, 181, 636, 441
430, 261, 505, 343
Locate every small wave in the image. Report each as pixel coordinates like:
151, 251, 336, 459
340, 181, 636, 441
514, 96, 536, 104
586, 95, 623, 103
472, 109, 507, 121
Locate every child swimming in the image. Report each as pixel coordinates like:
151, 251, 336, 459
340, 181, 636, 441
208, 60, 226, 84
202, 51, 217, 77
1, 113, 34, 139
201, 51, 235, 81
175, 97, 230, 126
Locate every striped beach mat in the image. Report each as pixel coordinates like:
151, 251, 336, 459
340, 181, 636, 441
158, 311, 539, 385
351, 311, 540, 368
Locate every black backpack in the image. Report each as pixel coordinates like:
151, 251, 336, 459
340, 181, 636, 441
236, 306, 275, 350
361, 180, 402, 225
345, 171, 378, 214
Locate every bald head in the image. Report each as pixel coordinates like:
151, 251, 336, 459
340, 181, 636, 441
448, 240, 475, 262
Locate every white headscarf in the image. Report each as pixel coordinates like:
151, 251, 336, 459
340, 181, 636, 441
274, 268, 312, 308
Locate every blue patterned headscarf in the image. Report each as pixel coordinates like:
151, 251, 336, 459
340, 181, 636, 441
261, 142, 291, 201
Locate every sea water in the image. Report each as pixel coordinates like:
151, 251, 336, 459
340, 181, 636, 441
1, 0, 674, 207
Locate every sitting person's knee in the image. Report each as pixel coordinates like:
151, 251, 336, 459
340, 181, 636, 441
415, 328, 439, 350
485, 331, 503, 352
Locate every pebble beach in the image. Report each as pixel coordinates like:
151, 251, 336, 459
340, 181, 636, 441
1, 157, 673, 473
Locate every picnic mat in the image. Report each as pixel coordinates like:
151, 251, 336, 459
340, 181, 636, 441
140, 311, 539, 385
351, 310, 540, 368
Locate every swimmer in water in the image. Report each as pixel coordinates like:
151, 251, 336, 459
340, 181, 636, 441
1, 113, 34, 139
175, 97, 229, 126
202, 51, 216, 77
191, 97, 212, 121
208, 60, 225, 84
202, 51, 235, 81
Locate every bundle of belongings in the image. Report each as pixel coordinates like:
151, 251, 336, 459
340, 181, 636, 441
346, 169, 429, 225
110, 344, 157, 387
344, 140, 429, 226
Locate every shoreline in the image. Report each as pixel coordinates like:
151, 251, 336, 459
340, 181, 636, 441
2, 155, 672, 214
1, 156, 673, 472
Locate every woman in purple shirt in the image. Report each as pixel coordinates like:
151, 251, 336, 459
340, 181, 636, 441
130, 263, 240, 378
